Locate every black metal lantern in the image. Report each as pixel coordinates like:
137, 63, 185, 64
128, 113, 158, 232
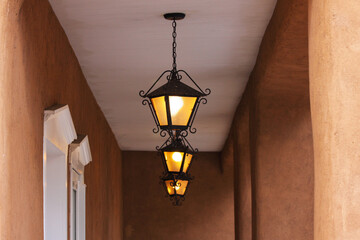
161, 172, 193, 206
140, 13, 210, 136
158, 135, 197, 175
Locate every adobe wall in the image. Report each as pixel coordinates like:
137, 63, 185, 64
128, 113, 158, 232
0, 0, 123, 239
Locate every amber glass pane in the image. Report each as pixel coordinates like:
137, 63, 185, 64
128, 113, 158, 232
169, 96, 197, 126
165, 180, 188, 196
151, 96, 168, 126
182, 153, 193, 173
175, 180, 188, 196
164, 151, 184, 172
165, 180, 175, 195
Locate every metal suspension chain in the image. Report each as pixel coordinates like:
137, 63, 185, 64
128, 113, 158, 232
172, 19, 177, 71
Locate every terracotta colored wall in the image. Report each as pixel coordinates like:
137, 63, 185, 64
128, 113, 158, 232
0, 0, 122, 239
309, 1, 360, 239
122, 151, 234, 240
222, 88, 252, 240
222, 0, 314, 239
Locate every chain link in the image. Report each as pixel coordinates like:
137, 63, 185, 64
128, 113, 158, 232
172, 20, 177, 70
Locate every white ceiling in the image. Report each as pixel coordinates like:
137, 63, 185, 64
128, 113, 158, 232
49, 0, 276, 151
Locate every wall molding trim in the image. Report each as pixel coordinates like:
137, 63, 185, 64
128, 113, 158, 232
70, 135, 92, 173
44, 104, 77, 147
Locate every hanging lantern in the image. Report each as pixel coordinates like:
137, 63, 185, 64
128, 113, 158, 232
158, 135, 196, 175
161, 172, 192, 206
140, 13, 210, 135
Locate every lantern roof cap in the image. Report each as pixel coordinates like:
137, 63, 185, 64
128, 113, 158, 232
160, 137, 195, 153
147, 78, 205, 98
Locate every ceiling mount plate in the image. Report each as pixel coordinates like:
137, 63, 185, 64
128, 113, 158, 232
164, 13, 186, 20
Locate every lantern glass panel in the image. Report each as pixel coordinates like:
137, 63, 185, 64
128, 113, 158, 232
176, 180, 188, 195
151, 96, 168, 126
165, 180, 175, 195
169, 96, 197, 126
165, 179, 188, 196
165, 180, 175, 196
164, 151, 184, 172
182, 153, 193, 173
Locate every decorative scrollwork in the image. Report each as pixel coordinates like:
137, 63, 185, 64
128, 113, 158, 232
160, 130, 167, 137
153, 126, 160, 134
187, 99, 202, 135
177, 70, 211, 96
156, 136, 172, 150
139, 70, 172, 98
170, 181, 181, 188
204, 88, 211, 95
189, 127, 197, 134
199, 97, 208, 104
181, 136, 196, 153
179, 130, 188, 137
142, 99, 160, 133
141, 99, 150, 106
139, 90, 146, 97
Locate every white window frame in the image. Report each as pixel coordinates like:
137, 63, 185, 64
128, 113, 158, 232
43, 105, 77, 240
43, 105, 92, 240
69, 135, 92, 240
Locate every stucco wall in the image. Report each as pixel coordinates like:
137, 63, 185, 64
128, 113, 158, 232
309, 0, 360, 239
222, 0, 314, 239
122, 151, 234, 240
0, 0, 123, 239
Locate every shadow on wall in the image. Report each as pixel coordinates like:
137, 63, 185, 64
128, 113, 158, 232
122, 151, 235, 240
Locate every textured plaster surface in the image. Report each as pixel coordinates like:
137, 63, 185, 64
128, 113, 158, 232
48, 0, 277, 151
0, 0, 123, 239
222, 0, 314, 239
233, 89, 252, 240
309, 0, 360, 239
122, 152, 234, 240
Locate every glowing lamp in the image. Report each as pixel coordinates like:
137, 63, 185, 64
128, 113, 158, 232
142, 72, 208, 133
162, 173, 192, 206
159, 136, 195, 175
140, 13, 210, 135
